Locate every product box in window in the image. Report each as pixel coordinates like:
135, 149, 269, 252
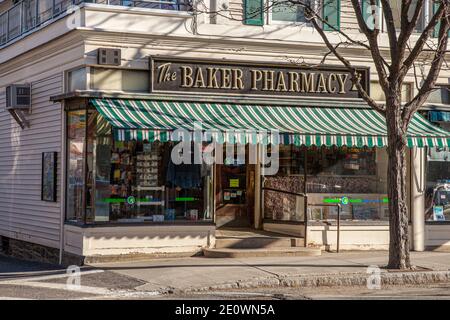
165, 209, 176, 221
188, 209, 198, 221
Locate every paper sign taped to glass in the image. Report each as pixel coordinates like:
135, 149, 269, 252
229, 179, 240, 188
433, 206, 446, 221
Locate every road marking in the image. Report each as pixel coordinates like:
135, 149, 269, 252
0, 268, 164, 298
5, 281, 112, 295
0, 269, 111, 296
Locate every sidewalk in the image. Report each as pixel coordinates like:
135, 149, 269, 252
90, 251, 450, 293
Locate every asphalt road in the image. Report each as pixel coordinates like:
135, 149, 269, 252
1, 254, 450, 300
0, 255, 64, 276
0, 254, 146, 299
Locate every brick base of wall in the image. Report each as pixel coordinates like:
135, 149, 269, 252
0, 236, 84, 266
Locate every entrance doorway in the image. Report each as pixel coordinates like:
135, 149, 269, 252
214, 146, 256, 228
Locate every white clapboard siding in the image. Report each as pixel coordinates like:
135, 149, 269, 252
229, 0, 243, 23
0, 73, 63, 249
341, 0, 359, 32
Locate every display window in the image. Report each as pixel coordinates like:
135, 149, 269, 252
66, 110, 86, 222
425, 147, 450, 222
264, 145, 388, 222
66, 110, 213, 224
424, 116, 450, 222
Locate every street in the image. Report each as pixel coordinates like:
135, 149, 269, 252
1, 253, 450, 300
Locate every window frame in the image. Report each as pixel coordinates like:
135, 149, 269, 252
370, 81, 413, 104
263, 145, 390, 223
267, 0, 318, 26
424, 85, 450, 105
376, 0, 431, 34
65, 105, 88, 224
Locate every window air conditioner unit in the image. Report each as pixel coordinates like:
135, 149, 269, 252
6, 84, 31, 110
5, 84, 31, 129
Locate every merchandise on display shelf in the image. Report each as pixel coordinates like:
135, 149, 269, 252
136, 143, 161, 187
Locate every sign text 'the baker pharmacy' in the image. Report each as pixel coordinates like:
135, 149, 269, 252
150, 57, 369, 99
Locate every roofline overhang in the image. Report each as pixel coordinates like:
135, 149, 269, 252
50, 90, 372, 108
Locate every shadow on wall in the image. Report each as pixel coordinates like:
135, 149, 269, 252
64, 224, 216, 257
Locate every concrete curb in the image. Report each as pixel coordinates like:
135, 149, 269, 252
182, 270, 450, 293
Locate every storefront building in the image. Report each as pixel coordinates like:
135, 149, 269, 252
419, 88, 450, 248
1, 0, 450, 264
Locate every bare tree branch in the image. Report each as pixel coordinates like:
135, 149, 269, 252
189, 0, 450, 270
287, 0, 380, 54
402, 2, 450, 129
380, 0, 400, 63
400, 1, 446, 81
306, 5, 385, 114
349, 0, 390, 93
395, 0, 425, 76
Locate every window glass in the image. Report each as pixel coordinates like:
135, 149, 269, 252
78, 111, 213, 224
23, 0, 37, 32
53, 0, 73, 15
108, 0, 188, 11
92, 68, 149, 93
68, 68, 87, 92
370, 81, 411, 102
0, 13, 7, 45
272, 0, 308, 23
423, 115, 450, 222
66, 110, 86, 223
264, 146, 388, 222
426, 87, 450, 104
38, 0, 54, 24
390, 0, 425, 32
305, 146, 388, 221
8, 5, 21, 39
426, 147, 450, 222
216, 144, 248, 207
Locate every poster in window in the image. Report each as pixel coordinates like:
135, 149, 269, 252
41, 152, 57, 202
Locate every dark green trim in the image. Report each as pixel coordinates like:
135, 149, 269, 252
323, 0, 341, 31
361, 0, 380, 31
244, 0, 264, 26
432, 1, 450, 38
51, 91, 370, 108
433, 1, 441, 38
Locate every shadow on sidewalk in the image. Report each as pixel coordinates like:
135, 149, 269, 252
0, 254, 96, 280
96, 262, 372, 272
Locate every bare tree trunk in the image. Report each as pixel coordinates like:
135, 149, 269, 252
386, 100, 411, 270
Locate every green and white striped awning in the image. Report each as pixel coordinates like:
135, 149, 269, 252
90, 98, 450, 148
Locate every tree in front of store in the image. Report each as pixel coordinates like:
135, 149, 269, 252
193, 0, 450, 269
303, 0, 449, 270
305, 0, 450, 270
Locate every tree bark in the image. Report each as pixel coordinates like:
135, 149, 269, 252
386, 100, 411, 270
